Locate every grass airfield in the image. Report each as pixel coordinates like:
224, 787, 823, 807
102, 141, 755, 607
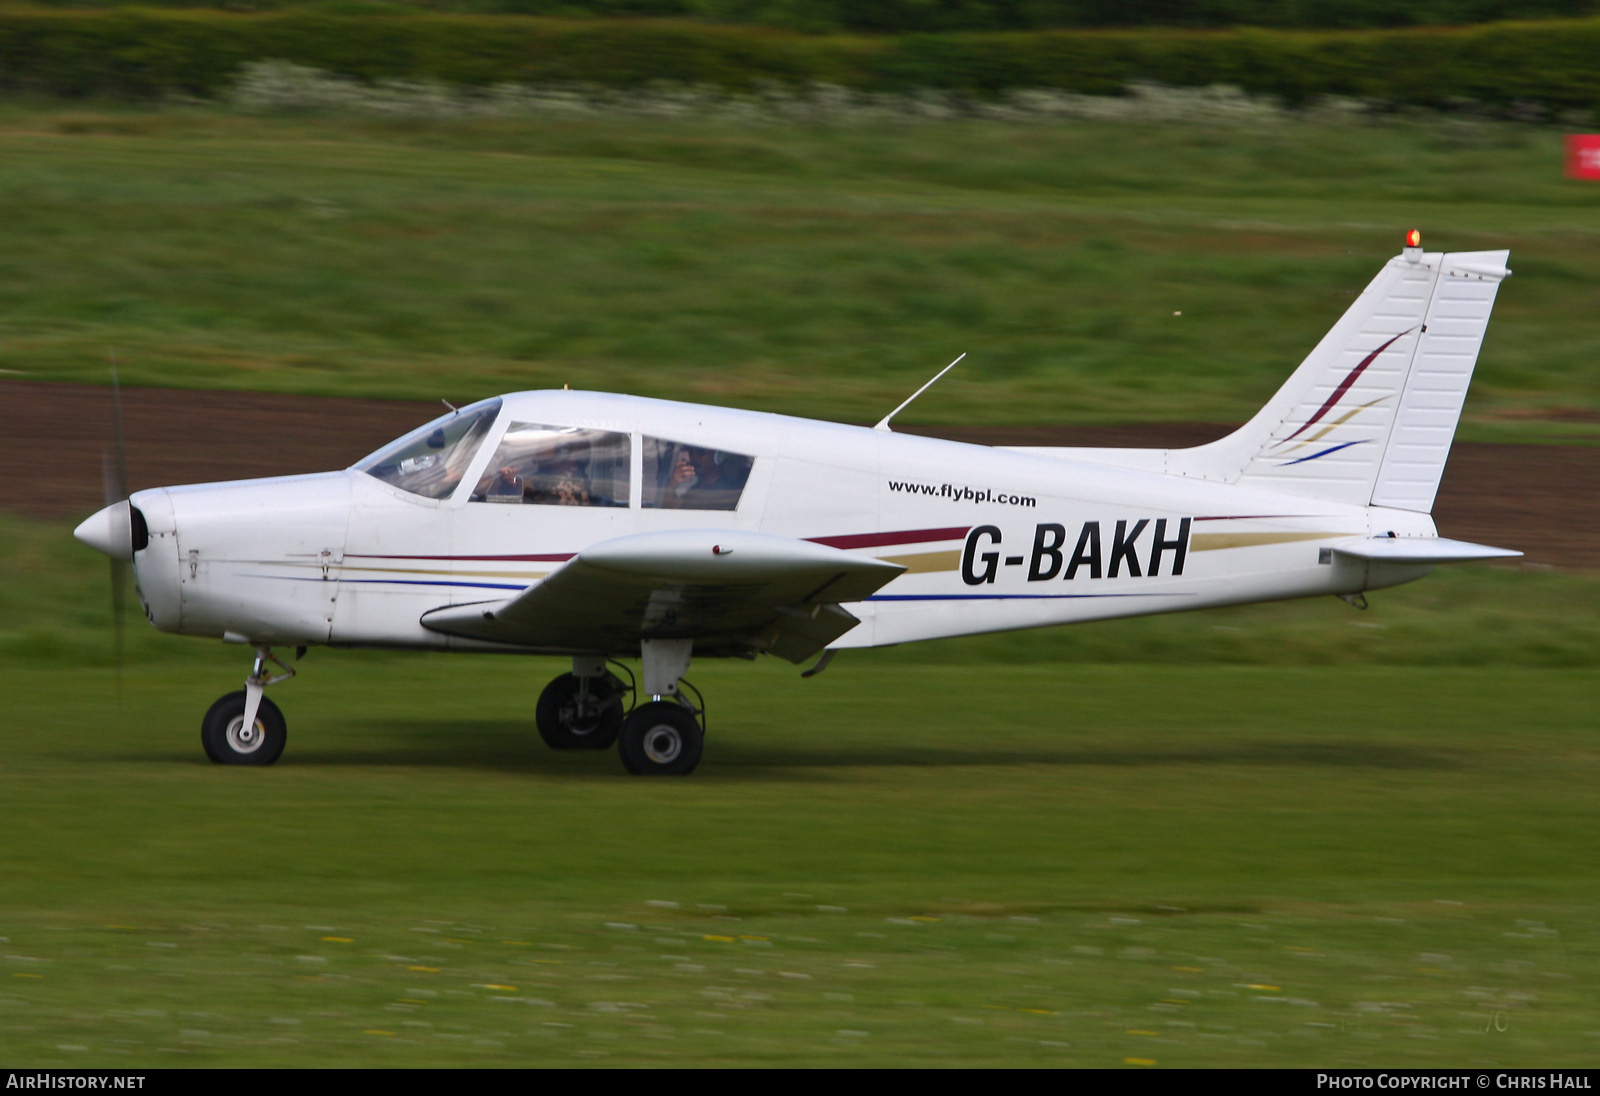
0, 98, 1596, 1065
4, 654, 1599, 1067
2, 520, 1597, 1066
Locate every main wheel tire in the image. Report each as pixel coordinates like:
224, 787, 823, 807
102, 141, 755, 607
617, 701, 703, 776
201, 690, 287, 766
536, 672, 625, 750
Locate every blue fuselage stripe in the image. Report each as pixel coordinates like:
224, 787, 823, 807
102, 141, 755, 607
867, 592, 1177, 601
342, 579, 528, 590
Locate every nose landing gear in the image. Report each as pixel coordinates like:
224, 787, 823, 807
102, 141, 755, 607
201, 646, 294, 766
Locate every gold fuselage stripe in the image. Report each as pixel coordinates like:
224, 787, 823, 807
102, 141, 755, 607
878, 549, 963, 573
343, 564, 550, 580
1190, 531, 1354, 551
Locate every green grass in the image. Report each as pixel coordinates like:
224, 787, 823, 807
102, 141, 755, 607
2, 516, 1598, 1065
2, 654, 1596, 1065
1, 102, 1597, 438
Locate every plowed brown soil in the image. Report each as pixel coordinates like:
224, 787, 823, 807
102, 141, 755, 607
5, 380, 1594, 567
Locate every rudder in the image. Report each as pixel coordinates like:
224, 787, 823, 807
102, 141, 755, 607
1369, 251, 1510, 512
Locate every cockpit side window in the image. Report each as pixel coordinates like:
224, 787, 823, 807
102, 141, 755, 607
642, 437, 753, 511
355, 398, 502, 500
470, 424, 631, 508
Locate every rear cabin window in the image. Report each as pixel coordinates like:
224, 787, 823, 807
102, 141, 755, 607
642, 437, 753, 511
355, 398, 501, 500
471, 423, 630, 508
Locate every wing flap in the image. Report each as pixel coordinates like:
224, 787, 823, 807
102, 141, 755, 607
419, 529, 903, 660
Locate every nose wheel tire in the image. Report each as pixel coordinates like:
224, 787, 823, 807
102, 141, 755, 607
201, 690, 287, 766
536, 672, 625, 750
617, 701, 703, 776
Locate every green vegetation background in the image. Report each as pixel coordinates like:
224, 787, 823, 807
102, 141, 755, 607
0, 100, 1595, 1065
2, 104, 1598, 435
5, 10, 1600, 111
14, 0, 1600, 32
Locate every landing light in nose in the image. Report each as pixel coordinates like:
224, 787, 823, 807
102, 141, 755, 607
74, 500, 135, 561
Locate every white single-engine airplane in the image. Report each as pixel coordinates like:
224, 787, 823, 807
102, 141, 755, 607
74, 234, 1519, 775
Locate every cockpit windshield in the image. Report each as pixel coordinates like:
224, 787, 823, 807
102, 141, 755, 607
354, 398, 501, 500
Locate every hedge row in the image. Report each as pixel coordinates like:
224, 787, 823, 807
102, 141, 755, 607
2, 10, 1598, 109
18, 0, 1600, 34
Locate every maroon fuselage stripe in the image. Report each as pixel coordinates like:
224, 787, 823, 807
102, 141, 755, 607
1280, 328, 1412, 445
1193, 514, 1316, 522
345, 553, 576, 562
348, 528, 973, 562
806, 526, 972, 550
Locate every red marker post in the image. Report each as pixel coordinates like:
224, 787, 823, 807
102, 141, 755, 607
1567, 134, 1600, 180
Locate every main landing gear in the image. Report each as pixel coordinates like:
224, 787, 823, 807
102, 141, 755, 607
535, 656, 626, 750
202, 646, 295, 766
616, 698, 703, 777
536, 640, 705, 776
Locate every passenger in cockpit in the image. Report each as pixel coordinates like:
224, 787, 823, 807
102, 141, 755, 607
662, 445, 747, 510
527, 444, 593, 506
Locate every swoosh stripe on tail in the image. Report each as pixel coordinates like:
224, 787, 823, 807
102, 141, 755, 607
1277, 329, 1412, 446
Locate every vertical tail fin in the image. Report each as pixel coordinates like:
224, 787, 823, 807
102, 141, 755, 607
1169, 245, 1511, 512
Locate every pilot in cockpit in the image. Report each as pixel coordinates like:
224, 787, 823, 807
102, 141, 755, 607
485, 464, 524, 501
525, 441, 594, 506
476, 425, 632, 507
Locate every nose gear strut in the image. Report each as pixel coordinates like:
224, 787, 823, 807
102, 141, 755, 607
200, 645, 295, 766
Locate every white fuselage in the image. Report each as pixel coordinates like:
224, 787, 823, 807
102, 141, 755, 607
126, 390, 1434, 655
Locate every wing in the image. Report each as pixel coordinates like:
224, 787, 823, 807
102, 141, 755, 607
419, 529, 904, 662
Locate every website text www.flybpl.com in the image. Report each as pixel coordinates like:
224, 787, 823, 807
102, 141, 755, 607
887, 479, 1037, 508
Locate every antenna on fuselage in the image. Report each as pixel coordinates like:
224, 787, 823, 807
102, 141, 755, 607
440, 399, 458, 414
873, 352, 965, 432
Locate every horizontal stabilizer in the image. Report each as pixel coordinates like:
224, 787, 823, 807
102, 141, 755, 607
1330, 536, 1521, 564
420, 529, 904, 661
